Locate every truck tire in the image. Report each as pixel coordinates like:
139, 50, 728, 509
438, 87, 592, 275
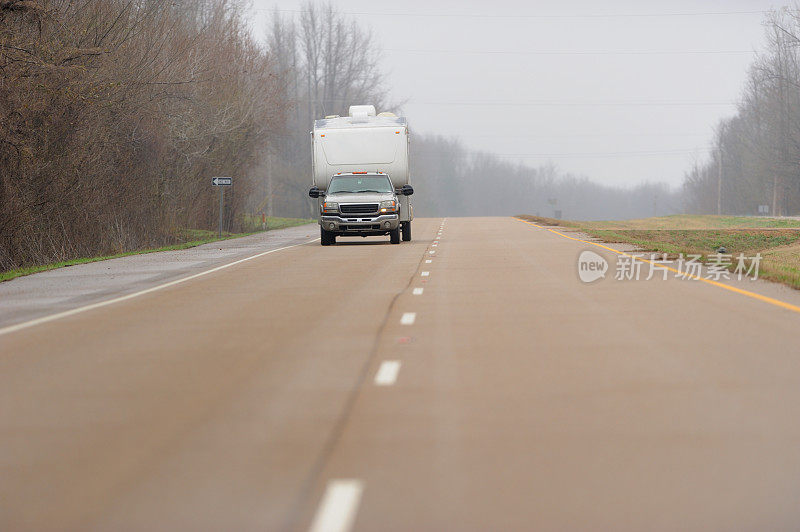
389, 227, 400, 244
401, 222, 411, 241
321, 227, 336, 246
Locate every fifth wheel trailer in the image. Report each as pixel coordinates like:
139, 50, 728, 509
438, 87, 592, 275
308, 105, 414, 245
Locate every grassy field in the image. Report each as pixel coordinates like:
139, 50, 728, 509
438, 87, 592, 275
518, 214, 800, 289
0, 216, 313, 283
553, 214, 800, 230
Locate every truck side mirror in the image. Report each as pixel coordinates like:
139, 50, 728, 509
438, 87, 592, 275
309, 186, 321, 198
401, 184, 414, 196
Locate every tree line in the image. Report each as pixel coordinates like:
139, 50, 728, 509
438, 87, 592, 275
684, 8, 800, 216
409, 134, 679, 220
1, 0, 284, 270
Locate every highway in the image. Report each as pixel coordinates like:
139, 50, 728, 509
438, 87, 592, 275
2, 217, 800, 531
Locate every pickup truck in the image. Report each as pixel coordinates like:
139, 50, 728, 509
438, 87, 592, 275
308, 105, 414, 245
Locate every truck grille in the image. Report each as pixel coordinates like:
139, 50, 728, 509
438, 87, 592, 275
340, 203, 379, 215
341, 224, 381, 231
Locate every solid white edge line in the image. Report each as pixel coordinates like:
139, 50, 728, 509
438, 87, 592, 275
374, 360, 401, 386
412, 288, 424, 295
309, 479, 364, 532
400, 312, 417, 325
0, 238, 320, 337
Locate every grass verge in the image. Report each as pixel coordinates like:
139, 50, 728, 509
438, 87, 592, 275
517, 214, 800, 289
0, 216, 313, 283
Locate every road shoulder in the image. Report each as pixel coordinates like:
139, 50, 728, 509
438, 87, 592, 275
0, 223, 317, 329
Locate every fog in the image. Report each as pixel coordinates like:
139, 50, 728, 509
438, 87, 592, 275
252, 0, 781, 190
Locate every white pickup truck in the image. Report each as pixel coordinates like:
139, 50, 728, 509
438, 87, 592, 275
308, 105, 414, 246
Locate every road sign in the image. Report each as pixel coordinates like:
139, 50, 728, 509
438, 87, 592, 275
211, 177, 233, 237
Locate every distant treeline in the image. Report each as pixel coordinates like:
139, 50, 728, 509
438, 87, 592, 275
684, 9, 800, 216
410, 135, 680, 220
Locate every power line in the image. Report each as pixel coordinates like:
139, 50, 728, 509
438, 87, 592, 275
402, 100, 737, 107
259, 8, 768, 19
297, 98, 737, 107
383, 48, 758, 56
443, 148, 717, 159
450, 133, 712, 139
265, 132, 711, 139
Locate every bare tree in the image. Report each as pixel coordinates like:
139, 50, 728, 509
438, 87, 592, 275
264, 1, 393, 218
683, 8, 800, 216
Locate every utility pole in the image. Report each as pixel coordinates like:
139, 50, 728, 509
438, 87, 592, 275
776, 44, 788, 218
716, 125, 724, 216
717, 146, 723, 216
267, 151, 274, 218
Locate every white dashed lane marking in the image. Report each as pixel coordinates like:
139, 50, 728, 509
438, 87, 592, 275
400, 312, 417, 325
309, 479, 364, 532
374, 360, 401, 386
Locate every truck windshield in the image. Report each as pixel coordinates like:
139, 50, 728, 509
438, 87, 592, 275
328, 175, 393, 194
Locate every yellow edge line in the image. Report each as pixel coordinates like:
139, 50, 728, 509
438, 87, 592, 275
515, 218, 800, 315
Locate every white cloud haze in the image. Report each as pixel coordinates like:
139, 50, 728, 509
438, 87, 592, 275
252, 0, 784, 188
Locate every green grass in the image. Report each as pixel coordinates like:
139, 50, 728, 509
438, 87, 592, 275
520, 214, 800, 230
0, 216, 313, 283
517, 214, 800, 289
584, 229, 800, 257
240, 215, 314, 232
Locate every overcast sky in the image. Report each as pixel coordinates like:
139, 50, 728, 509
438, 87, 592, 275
251, 0, 786, 188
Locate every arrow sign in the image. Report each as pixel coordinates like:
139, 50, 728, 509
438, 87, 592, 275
212, 177, 232, 186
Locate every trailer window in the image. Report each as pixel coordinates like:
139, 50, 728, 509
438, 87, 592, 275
328, 175, 393, 194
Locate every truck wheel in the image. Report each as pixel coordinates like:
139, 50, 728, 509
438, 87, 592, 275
401, 222, 411, 241
389, 227, 400, 244
321, 227, 336, 246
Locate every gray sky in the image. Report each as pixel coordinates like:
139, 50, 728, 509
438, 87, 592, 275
251, 0, 785, 188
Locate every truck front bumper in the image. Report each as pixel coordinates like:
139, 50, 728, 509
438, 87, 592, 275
320, 213, 400, 233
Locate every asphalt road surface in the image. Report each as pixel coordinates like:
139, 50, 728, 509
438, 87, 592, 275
2, 217, 800, 531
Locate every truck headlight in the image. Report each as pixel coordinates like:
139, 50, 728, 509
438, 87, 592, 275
380, 200, 398, 213
322, 202, 338, 213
